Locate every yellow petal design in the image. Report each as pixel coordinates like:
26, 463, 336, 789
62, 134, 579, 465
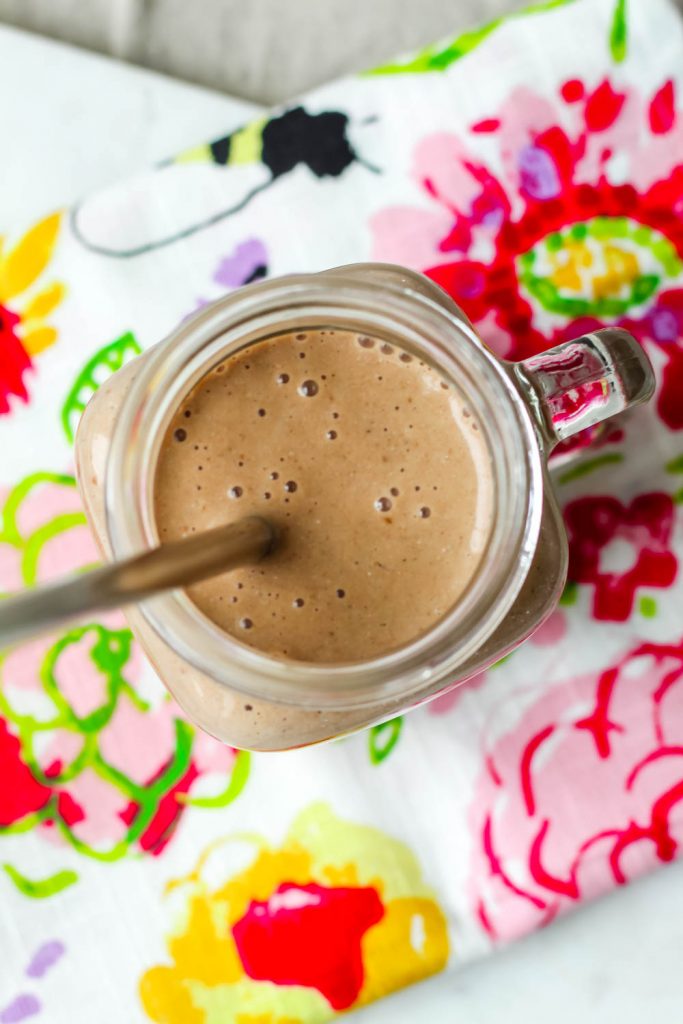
23, 281, 66, 320
169, 897, 243, 987
21, 326, 58, 356
359, 897, 449, 1005
220, 847, 314, 924
140, 966, 205, 1024
593, 244, 639, 300
235, 1016, 302, 1024
0, 212, 62, 302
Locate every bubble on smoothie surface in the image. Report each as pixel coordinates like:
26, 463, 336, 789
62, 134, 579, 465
326, 430, 337, 440
299, 380, 318, 397
293, 598, 304, 608
240, 618, 253, 629
418, 506, 431, 518
358, 336, 375, 349
277, 373, 289, 384
229, 486, 243, 499
375, 497, 392, 512
174, 428, 187, 442
284, 480, 298, 493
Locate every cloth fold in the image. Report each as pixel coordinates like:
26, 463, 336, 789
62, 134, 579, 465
2, 0, 683, 1020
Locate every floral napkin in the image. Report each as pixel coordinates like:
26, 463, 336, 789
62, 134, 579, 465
3, 0, 683, 1020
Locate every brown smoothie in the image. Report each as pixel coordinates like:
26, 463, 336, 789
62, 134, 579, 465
153, 329, 494, 663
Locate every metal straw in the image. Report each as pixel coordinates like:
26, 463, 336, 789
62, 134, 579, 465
0, 516, 275, 649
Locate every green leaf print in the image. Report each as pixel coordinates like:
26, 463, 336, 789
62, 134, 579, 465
367, 0, 576, 75
61, 331, 141, 443
559, 580, 579, 606
3, 863, 78, 898
665, 455, 683, 503
0, 471, 87, 586
369, 717, 403, 764
178, 750, 251, 808
610, 0, 628, 63
557, 452, 624, 485
666, 454, 683, 474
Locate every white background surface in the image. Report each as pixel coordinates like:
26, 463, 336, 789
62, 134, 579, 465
2, 23, 682, 1023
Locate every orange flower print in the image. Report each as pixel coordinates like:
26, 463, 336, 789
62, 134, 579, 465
140, 803, 449, 1023
0, 212, 65, 415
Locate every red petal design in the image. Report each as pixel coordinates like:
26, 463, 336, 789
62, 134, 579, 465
0, 718, 51, 825
649, 80, 676, 135
585, 80, 627, 132
232, 881, 384, 1010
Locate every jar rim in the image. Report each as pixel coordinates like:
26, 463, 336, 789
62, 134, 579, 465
105, 269, 543, 710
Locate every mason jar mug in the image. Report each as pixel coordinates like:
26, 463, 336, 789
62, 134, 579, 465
75, 263, 654, 749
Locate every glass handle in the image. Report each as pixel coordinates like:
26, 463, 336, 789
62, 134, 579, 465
514, 328, 655, 447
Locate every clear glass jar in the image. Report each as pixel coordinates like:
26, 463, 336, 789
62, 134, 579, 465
75, 263, 654, 749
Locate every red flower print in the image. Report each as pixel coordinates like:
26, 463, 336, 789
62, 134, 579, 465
564, 492, 677, 620
0, 717, 51, 827
468, 640, 683, 941
233, 881, 384, 1009
0, 306, 31, 414
370, 77, 683, 429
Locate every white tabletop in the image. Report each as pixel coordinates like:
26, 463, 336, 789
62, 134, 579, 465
2, 23, 681, 1023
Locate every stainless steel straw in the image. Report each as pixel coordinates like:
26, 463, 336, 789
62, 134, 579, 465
0, 516, 275, 649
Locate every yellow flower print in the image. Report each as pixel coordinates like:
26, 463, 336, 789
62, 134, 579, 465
592, 244, 640, 301
549, 237, 642, 303
0, 212, 65, 415
550, 239, 593, 292
140, 803, 449, 1024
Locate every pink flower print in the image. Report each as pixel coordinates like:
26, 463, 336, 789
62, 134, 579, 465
564, 492, 677, 620
0, 471, 250, 861
468, 640, 683, 941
